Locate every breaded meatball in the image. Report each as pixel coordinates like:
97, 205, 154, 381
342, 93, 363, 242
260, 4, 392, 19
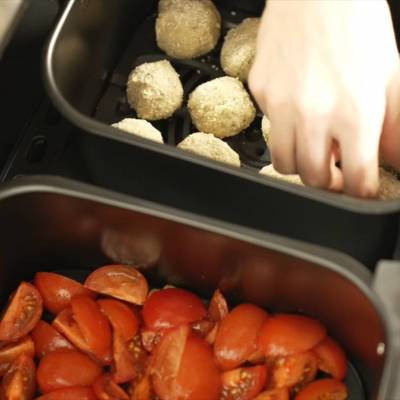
126, 60, 183, 120
178, 132, 240, 166
220, 18, 260, 81
259, 164, 303, 186
188, 76, 256, 138
261, 115, 271, 148
111, 118, 163, 143
156, 0, 221, 59
378, 168, 400, 200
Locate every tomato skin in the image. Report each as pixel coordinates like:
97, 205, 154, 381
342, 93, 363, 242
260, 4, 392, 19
92, 374, 129, 400
259, 314, 326, 357
208, 289, 228, 322
0, 353, 35, 400
295, 378, 348, 400
214, 304, 269, 370
255, 388, 290, 400
34, 272, 94, 314
221, 365, 268, 400
35, 386, 97, 400
314, 337, 347, 380
84, 265, 148, 305
98, 298, 139, 341
71, 295, 112, 364
143, 288, 207, 331
37, 349, 102, 393
0, 282, 43, 342
31, 320, 74, 358
0, 336, 35, 376
130, 373, 155, 400
111, 331, 137, 383
269, 351, 317, 390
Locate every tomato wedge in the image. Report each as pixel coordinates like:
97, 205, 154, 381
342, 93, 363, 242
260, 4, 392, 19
314, 337, 348, 380
92, 374, 129, 400
221, 365, 267, 400
295, 379, 348, 400
37, 349, 102, 393
255, 388, 290, 400
34, 272, 94, 314
259, 314, 326, 357
130, 372, 155, 400
214, 303, 269, 370
191, 319, 215, 338
36, 387, 97, 400
98, 298, 139, 341
143, 288, 207, 331
84, 265, 148, 305
71, 295, 112, 364
0, 282, 43, 342
269, 351, 317, 390
0, 336, 35, 376
112, 331, 137, 383
141, 327, 162, 352
208, 289, 229, 322
0, 353, 35, 400
31, 320, 74, 358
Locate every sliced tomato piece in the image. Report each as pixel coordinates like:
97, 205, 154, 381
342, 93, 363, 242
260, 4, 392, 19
71, 295, 112, 364
214, 303, 269, 370
295, 379, 348, 400
259, 314, 326, 357
130, 373, 155, 400
0, 282, 43, 341
98, 298, 139, 341
314, 337, 348, 380
141, 328, 162, 353
36, 386, 97, 400
31, 320, 74, 358
205, 322, 219, 345
221, 365, 267, 400
127, 334, 148, 377
0, 336, 35, 376
208, 288, 228, 322
34, 272, 94, 314
0, 353, 35, 400
37, 349, 102, 393
92, 374, 129, 400
84, 265, 148, 305
143, 288, 207, 331
269, 351, 317, 390
255, 388, 290, 400
191, 319, 215, 338
111, 331, 137, 383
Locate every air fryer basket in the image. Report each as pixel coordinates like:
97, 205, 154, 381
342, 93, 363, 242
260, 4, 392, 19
44, 0, 400, 269
0, 175, 398, 399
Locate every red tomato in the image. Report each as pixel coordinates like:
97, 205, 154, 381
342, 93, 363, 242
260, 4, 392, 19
143, 288, 207, 331
255, 388, 290, 400
130, 373, 155, 400
0, 353, 35, 400
37, 349, 102, 393
84, 265, 148, 305
295, 379, 348, 400
141, 328, 162, 352
259, 314, 326, 357
34, 272, 94, 314
112, 331, 137, 383
214, 304, 269, 370
31, 320, 74, 358
0, 336, 35, 376
126, 334, 148, 377
221, 365, 267, 400
191, 319, 215, 338
208, 289, 229, 322
98, 298, 139, 341
92, 374, 129, 400
0, 282, 43, 341
71, 295, 112, 364
314, 337, 348, 380
205, 322, 219, 345
269, 351, 317, 390
36, 386, 97, 400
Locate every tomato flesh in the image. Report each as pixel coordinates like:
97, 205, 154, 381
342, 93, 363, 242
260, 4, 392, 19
314, 337, 348, 380
37, 349, 102, 393
255, 388, 290, 400
208, 289, 229, 322
92, 374, 129, 400
111, 331, 137, 383
259, 314, 326, 357
214, 303, 269, 370
84, 265, 148, 305
0, 282, 43, 342
36, 386, 97, 400
295, 378, 348, 400
31, 320, 74, 358
0, 336, 35, 376
143, 288, 207, 331
34, 272, 94, 314
221, 365, 267, 400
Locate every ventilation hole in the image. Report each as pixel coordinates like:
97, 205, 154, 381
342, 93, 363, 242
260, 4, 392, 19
26, 136, 47, 164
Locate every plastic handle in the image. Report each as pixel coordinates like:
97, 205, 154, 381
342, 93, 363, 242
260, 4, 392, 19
373, 260, 400, 400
